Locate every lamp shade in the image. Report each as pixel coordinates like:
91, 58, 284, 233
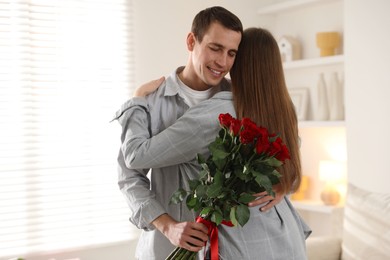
319, 160, 347, 182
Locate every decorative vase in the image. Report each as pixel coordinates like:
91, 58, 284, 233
315, 73, 329, 120
328, 72, 344, 120
316, 31, 340, 57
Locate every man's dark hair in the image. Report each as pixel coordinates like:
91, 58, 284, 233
191, 6, 243, 42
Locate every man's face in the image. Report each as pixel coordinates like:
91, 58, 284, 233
189, 22, 241, 88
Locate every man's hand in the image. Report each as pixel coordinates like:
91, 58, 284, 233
248, 184, 285, 212
133, 76, 165, 97
152, 214, 209, 252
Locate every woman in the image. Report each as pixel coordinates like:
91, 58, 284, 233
118, 27, 311, 259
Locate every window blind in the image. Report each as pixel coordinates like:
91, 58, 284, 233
0, 0, 137, 258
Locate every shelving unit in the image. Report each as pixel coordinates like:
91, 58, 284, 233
299, 120, 345, 128
258, 0, 345, 123
258, 0, 347, 236
283, 55, 344, 70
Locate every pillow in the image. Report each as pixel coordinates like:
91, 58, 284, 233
342, 183, 390, 259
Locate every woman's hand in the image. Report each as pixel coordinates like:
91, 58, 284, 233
248, 184, 285, 212
133, 76, 165, 97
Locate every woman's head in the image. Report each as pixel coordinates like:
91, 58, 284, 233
230, 27, 286, 120
230, 27, 301, 194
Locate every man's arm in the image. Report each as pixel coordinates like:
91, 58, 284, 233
131, 78, 286, 211
117, 111, 166, 230
115, 87, 209, 251
118, 154, 209, 251
152, 214, 209, 252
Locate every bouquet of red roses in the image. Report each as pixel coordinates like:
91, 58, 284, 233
166, 113, 290, 260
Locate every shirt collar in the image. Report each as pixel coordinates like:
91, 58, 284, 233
163, 66, 231, 97
163, 67, 185, 97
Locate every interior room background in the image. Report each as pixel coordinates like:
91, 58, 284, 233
1, 0, 389, 260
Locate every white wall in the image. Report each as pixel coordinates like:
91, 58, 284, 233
344, 0, 390, 193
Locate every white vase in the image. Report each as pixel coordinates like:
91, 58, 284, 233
328, 72, 344, 120
315, 73, 329, 120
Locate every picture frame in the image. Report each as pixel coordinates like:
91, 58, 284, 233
288, 88, 309, 121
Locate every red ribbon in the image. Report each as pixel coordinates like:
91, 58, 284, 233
196, 216, 234, 260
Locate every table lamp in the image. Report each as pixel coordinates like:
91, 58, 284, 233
319, 160, 346, 205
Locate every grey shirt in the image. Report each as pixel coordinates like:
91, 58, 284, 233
116, 90, 311, 259
113, 67, 231, 260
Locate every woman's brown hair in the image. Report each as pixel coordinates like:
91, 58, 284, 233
230, 27, 301, 194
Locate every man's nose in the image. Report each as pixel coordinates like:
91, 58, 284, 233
215, 52, 228, 67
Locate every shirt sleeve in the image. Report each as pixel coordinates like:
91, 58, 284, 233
119, 97, 231, 169
114, 98, 166, 231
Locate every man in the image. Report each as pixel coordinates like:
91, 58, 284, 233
114, 6, 281, 260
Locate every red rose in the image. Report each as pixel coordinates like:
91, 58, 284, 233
241, 118, 257, 130
256, 126, 269, 140
255, 137, 270, 154
229, 118, 242, 136
240, 129, 257, 144
268, 137, 283, 156
268, 137, 290, 162
275, 144, 290, 162
219, 113, 234, 128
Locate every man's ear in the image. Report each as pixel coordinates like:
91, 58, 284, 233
186, 32, 196, 51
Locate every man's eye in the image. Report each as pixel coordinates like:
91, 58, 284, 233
228, 52, 237, 57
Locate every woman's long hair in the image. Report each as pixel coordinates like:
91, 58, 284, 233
230, 27, 301, 194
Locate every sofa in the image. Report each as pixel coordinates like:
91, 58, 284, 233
306, 183, 390, 260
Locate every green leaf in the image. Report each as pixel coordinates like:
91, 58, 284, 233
255, 175, 273, 195
188, 179, 201, 190
238, 193, 256, 203
196, 153, 206, 164
217, 191, 227, 199
186, 196, 197, 208
269, 170, 282, 185
195, 184, 207, 198
229, 207, 238, 226
209, 140, 230, 161
206, 183, 222, 198
200, 207, 213, 217
213, 158, 227, 171
211, 210, 223, 226
243, 164, 250, 174
213, 170, 224, 185
236, 204, 250, 227
169, 188, 187, 204
263, 157, 283, 167
198, 169, 208, 180
271, 169, 282, 178
234, 167, 248, 181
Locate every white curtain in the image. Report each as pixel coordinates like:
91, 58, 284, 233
0, 0, 137, 258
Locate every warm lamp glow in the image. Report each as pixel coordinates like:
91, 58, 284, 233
319, 160, 347, 182
319, 160, 347, 205
291, 175, 309, 201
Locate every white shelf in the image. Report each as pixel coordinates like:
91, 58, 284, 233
283, 55, 344, 70
292, 200, 343, 214
298, 120, 345, 128
257, 0, 341, 15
